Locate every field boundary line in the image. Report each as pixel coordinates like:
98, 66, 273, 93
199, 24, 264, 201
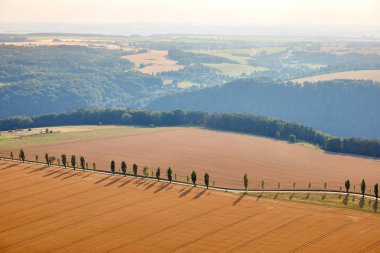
106, 204, 229, 253
288, 221, 355, 253
358, 239, 380, 253
167, 213, 261, 253
226, 213, 312, 253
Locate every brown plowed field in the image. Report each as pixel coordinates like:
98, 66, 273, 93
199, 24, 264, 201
3, 127, 379, 190
0, 160, 379, 252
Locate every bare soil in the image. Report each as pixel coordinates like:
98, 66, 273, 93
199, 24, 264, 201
2, 127, 379, 190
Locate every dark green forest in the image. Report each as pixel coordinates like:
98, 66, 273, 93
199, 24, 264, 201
0, 45, 166, 119
1, 109, 379, 158
146, 78, 380, 139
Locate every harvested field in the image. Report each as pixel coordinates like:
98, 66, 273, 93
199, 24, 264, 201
122, 50, 184, 74
0, 160, 379, 252
293, 70, 380, 84
2, 127, 379, 190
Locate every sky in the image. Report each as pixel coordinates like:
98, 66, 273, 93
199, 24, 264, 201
0, 0, 379, 26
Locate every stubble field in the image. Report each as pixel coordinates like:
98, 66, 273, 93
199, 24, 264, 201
1, 126, 379, 190
0, 160, 379, 252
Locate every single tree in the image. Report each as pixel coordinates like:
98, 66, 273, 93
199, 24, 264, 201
345, 179, 351, 194
93, 162, 96, 171
35, 154, 39, 163
45, 153, 49, 166
186, 176, 189, 185
243, 173, 248, 192
121, 161, 127, 176
49, 156, 56, 165
133, 163, 138, 177
167, 167, 173, 183
175, 174, 177, 181
278, 182, 281, 191
57, 158, 61, 166
19, 149, 25, 163
110, 160, 115, 175
293, 182, 296, 191
288, 134, 296, 143
10, 151, 14, 161
361, 179, 366, 197
71, 155, 76, 170
308, 183, 311, 190
143, 166, 148, 178
85, 162, 88, 170
80, 156, 85, 171
204, 173, 210, 189
324, 182, 327, 191
261, 180, 265, 191
156, 167, 160, 181
61, 154, 67, 168
374, 183, 379, 200
191, 171, 197, 187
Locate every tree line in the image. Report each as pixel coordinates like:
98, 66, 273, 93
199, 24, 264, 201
1, 109, 380, 158
12, 148, 380, 200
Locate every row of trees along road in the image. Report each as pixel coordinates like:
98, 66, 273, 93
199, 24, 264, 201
10, 149, 380, 199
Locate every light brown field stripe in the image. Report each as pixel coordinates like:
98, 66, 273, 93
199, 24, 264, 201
0, 176, 137, 222
226, 213, 313, 253
167, 213, 261, 253
358, 239, 380, 253
288, 221, 356, 253
105, 204, 228, 253
2, 184, 160, 251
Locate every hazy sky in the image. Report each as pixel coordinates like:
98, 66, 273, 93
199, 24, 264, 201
0, 0, 379, 26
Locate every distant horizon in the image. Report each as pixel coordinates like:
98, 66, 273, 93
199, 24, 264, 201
1, 22, 380, 38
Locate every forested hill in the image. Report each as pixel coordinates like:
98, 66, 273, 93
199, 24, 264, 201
146, 78, 380, 139
0, 45, 164, 119
1, 109, 380, 158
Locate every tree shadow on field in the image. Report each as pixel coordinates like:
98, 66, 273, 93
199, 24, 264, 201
118, 178, 134, 188
359, 196, 365, 209
289, 193, 294, 200
322, 193, 326, 200
62, 171, 81, 180
136, 179, 145, 186
274, 193, 279, 200
54, 170, 70, 178
21, 165, 33, 170
105, 177, 122, 187
233, 194, 245, 206
373, 200, 378, 212
179, 187, 186, 193
343, 194, 349, 206
144, 181, 157, 191
305, 193, 310, 200
154, 183, 170, 193
256, 193, 263, 201
27, 165, 48, 174
166, 185, 174, 191
43, 169, 60, 177
95, 175, 112, 184
0, 163, 19, 170
82, 173, 91, 179
193, 189, 206, 200
179, 187, 192, 198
